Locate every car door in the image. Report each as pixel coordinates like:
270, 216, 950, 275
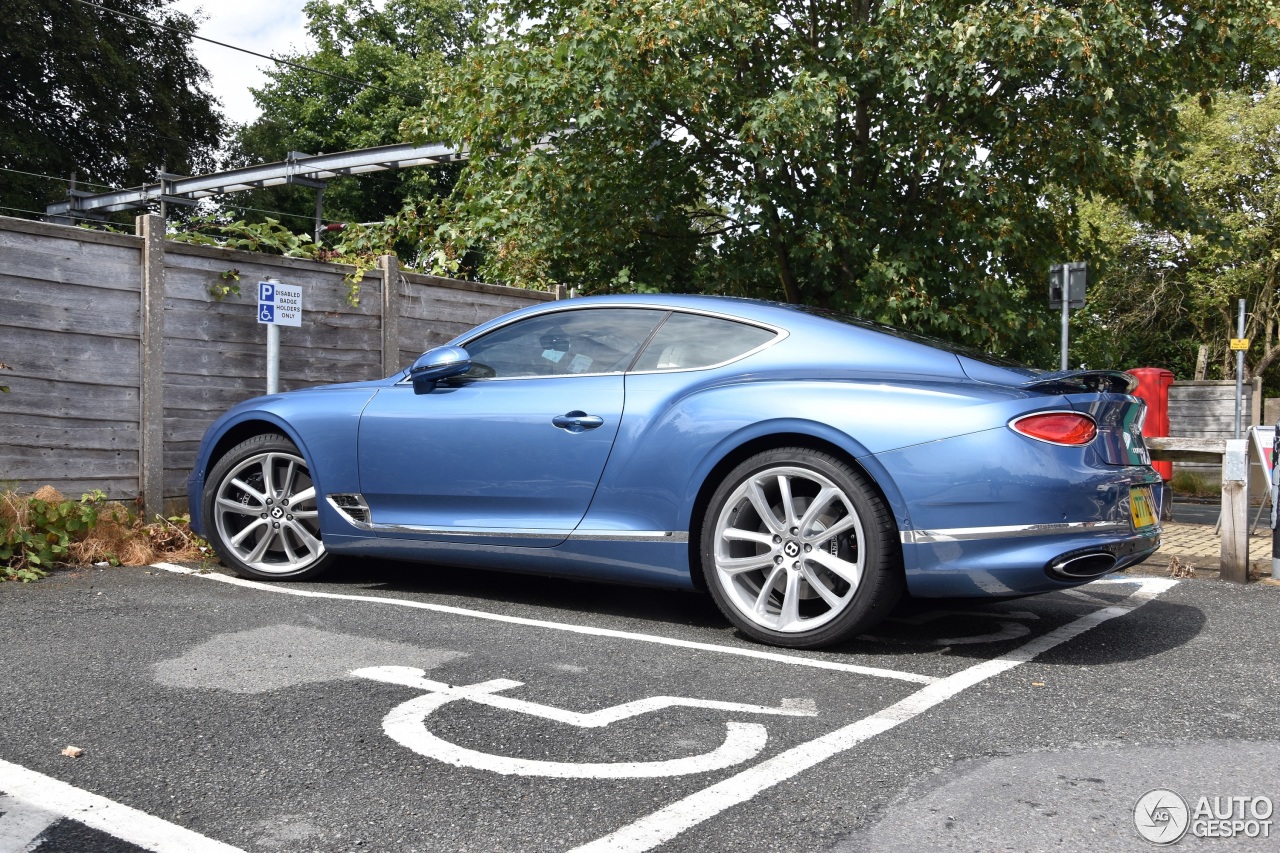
356, 307, 668, 546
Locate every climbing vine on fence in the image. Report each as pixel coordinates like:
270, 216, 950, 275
168, 204, 463, 307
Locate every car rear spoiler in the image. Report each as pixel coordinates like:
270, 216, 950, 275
1021, 370, 1137, 395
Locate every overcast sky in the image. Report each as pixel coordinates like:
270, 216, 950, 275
169, 1, 317, 126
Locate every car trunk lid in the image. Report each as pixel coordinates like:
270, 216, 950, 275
1019, 369, 1137, 395
1063, 392, 1151, 466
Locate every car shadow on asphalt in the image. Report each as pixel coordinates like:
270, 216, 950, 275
319, 555, 731, 631
828, 597, 1206, 667
271, 558, 1207, 665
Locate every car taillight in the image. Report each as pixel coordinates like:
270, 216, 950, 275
1010, 412, 1098, 446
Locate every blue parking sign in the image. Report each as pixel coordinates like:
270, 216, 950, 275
257, 279, 302, 326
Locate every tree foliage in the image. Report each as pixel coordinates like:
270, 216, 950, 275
0, 0, 223, 219
411, 0, 1276, 360
1073, 87, 1280, 384
226, 0, 486, 232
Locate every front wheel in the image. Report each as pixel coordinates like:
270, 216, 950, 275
202, 433, 335, 581
699, 448, 902, 649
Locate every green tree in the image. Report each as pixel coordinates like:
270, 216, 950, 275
1068, 197, 1198, 375
411, 0, 1275, 360
0, 0, 223, 220
1073, 88, 1280, 383
226, 0, 485, 235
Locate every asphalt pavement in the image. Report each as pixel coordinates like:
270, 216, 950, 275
1, 555, 1277, 852
1171, 499, 1221, 526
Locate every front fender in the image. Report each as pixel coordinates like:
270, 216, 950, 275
187, 388, 378, 535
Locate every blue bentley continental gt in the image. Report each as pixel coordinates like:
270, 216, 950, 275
188, 295, 1162, 648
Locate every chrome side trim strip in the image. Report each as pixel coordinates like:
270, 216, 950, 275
901, 520, 1133, 545
364, 523, 564, 539
568, 530, 689, 543
340, 516, 689, 544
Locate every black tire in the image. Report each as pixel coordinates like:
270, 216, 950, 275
699, 447, 903, 648
201, 433, 335, 581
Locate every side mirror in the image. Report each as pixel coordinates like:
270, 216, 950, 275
409, 345, 472, 394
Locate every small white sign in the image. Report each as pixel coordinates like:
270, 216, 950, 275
257, 281, 302, 327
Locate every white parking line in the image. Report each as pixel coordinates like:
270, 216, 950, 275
150, 563, 937, 684
0, 794, 60, 853
569, 577, 1179, 853
0, 760, 245, 853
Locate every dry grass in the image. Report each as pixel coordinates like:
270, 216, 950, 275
1169, 469, 1220, 499
2, 486, 210, 575
0, 490, 27, 529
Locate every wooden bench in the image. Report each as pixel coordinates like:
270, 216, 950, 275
1146, 436, 1250, 582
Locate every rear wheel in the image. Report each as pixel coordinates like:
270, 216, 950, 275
699, 448, 902, 648
202, 434, 334, 581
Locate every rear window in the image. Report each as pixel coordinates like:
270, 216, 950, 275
632, 312, 777, 371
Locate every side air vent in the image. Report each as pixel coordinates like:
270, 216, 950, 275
327, 494, 371, 526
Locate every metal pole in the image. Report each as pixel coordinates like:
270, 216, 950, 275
314, 186, 325, 247
265, 277, 280, 395
159, 164, 167, 223
267, 325, 280, 394
1272, 420, 1280, 580
1060, 266, 1069, 371
1234, 298, 1245, 439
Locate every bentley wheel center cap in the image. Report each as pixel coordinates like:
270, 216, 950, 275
783, 541, 801, 558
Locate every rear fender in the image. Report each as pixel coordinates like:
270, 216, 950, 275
682, 419, 913, 534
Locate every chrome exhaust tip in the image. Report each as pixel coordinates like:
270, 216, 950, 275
1047, 552, 1118, 580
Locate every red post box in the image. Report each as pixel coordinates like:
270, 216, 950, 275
1126, 367, 1175, 480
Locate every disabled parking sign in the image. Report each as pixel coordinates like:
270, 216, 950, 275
257, 281, 302, 327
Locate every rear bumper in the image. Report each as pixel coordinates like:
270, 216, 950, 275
876, 425, 1164, 597
900, 519, 1161, 597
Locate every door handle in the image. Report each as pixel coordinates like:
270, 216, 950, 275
552, 411, 605, 433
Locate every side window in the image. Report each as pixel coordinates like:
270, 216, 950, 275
461, 308, 668, 379
632, 313, 777, 372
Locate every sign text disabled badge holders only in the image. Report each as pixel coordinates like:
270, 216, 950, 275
257, 281, 303, 327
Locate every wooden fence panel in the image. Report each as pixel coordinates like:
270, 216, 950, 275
1169, 380, 1254, 481
0, 216, 558, 507
397, 271, 554, 368
0, 218, 142, 497
0, 228, 140, 292
160, 246, 387, 501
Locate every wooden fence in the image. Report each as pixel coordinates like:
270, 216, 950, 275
0, 215, 557, 514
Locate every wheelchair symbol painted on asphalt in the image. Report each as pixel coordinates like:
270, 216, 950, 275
353, 666, 817, 779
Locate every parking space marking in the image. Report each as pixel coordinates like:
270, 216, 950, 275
358, 665, 818, 779
570, 577, 1178, 853
0, 794, 60, 853
357, 665, 819, 727
0, 759, 245, 853
150, 563, 937, 684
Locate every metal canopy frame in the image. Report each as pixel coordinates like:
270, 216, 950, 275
45, 142, 469, 232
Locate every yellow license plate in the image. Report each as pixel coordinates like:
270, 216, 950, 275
1130, 485, 1158, 529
